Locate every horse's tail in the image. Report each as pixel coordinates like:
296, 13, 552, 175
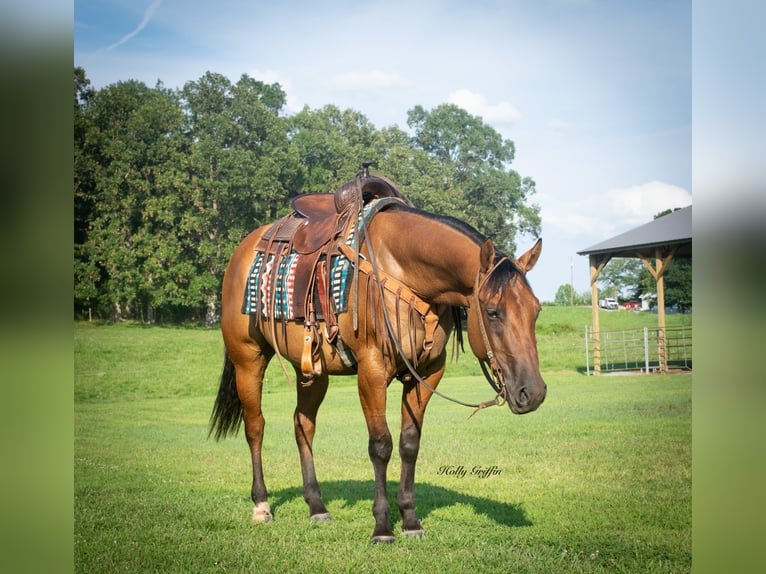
208, 353, 243, 441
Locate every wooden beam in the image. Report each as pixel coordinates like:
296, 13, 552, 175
589, 254, 611, 285
589, 255, 605, 375
637, 245, 679, 280
656, 247, 667, 373
637, 246, 680, 374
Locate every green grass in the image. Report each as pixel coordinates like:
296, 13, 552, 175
74, 309, 691, 573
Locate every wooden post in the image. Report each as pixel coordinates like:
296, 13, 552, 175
656, 248, 667, 373
638, 246, 678, 374
589, 254, 610, 375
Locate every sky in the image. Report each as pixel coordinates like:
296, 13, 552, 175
74, 0, 692, 302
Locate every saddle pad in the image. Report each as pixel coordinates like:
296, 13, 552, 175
242, 250, 353, 321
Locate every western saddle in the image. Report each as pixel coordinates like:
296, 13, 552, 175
254, 163, 414, 382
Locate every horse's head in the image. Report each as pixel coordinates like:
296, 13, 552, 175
467, 238, 547, 414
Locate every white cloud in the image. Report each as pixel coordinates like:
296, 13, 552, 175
547, 118, 571, 131
329, 70, 405, 91
106, 0, 164, 51
249, 68, 302, 114
540, 201, 613, 238
538, 181, 691, 239
447, 89, 522, 123
605, 181, 692, 223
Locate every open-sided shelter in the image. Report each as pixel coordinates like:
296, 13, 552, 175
577, 205, 692, 374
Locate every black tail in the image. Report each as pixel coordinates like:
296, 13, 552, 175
209, 353, 243, 440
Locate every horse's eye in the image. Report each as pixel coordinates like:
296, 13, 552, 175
486, 308, 501, 320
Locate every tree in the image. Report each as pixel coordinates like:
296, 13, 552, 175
553, 284, 590, 306
407, 104, 540, 254
74, 77, 182, 320
73, 67, 546, 324
597, 258, 643, 301
632, 209, 693, 312
554, 284, 574, 306
181, 72, 299, 325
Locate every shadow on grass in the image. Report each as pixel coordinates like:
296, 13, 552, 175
269, 479, 531, 528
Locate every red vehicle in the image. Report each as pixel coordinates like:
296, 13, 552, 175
623, 300, 642, 311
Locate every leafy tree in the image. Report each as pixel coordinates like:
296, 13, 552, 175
597, 258, 643, 301
407, 103, 540, 253
632, 209, 692, 312
75, 78, 179, 320
74, 68, 100, 318
181, 72, 299, 324
662, 258, 692, 312
287, 104, 375, 193
553, 284, 591, 306
74, 67, 546, 324
554, 284, 574, 306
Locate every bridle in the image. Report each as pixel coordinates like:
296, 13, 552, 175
473, 257, 510, 403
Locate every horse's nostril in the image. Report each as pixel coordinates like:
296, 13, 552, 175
518, 387, 529, 406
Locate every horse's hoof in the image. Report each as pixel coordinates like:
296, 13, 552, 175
310, 512, 332, 522
402, 528, 424, 539
371, 534, 396, 544
251, 502, 273, 523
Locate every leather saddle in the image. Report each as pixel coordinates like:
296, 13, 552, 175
254, 171, 411, 382
263, 174, 410, 253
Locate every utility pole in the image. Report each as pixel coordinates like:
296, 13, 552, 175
570, 258, 574, 306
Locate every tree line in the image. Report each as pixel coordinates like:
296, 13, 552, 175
74, 67, 541, 325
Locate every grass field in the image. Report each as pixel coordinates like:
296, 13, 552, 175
74, 307, 691, 573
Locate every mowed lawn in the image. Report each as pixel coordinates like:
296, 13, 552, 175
74, 308, 691, 573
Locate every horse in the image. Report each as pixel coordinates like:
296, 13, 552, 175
210, 174, 547, 543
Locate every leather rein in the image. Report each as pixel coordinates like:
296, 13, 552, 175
353, 174, 507, 416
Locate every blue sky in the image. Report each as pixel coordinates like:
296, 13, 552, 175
74, 0, 692, 302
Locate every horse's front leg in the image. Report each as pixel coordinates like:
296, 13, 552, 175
358, 369, 395, 543
398, 360, 444, 537
293, 370, 331, 521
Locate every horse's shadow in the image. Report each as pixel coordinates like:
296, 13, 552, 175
268, 479, 531, 528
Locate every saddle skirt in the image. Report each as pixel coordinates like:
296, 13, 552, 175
241, 195, 401, 323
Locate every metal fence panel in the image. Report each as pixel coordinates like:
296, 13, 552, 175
585, 325, 692, 375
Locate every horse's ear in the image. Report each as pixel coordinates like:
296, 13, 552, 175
515, 238, 542, 274
480, 239, 496, 273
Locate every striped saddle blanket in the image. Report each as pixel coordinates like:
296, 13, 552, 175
241, 249, 352, 322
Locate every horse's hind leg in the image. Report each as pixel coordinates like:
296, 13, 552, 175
234, 350, 274, 522
293, 371, 331, 521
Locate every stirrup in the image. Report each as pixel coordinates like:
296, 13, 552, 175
300, 324, 322, 384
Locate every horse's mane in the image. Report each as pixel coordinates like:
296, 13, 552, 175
383, 202, 527, 293
385, 202, 487, 246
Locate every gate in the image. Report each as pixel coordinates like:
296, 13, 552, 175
585, 325, 692, 375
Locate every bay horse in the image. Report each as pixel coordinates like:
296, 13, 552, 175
210, 176, 546, 543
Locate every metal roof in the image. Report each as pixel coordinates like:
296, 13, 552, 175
577, 205, 692, 258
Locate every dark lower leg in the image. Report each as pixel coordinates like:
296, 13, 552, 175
397, 423, 423, 534
245, 411, 272, 521
369, 429, 394, 542
294, 409, 330, 519
397, 368, 439, 536
294, 373, 330, 520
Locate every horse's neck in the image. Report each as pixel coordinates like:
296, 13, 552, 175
368, 209, 480, 307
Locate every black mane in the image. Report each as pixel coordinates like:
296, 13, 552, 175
385, 203, 526, 291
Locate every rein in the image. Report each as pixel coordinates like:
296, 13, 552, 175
353, 173, 507, 416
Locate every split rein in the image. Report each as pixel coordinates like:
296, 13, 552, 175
354, 182, 508, 417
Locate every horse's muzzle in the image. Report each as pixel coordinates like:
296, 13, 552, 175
506, 380, 546, 414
